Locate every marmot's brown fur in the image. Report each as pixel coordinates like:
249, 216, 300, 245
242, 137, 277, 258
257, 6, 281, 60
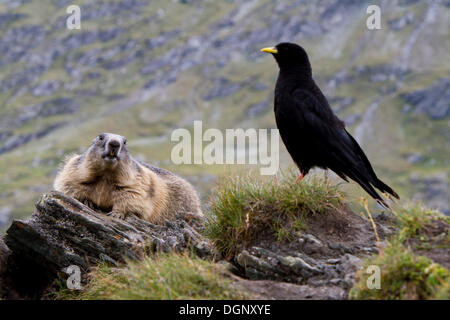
53, 133, 202, 224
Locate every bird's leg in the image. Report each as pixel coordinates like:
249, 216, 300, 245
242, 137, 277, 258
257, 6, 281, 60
295, 173, 304, 183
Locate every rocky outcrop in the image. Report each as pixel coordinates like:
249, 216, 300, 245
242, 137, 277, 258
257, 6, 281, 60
229, 208, 394, 299
0, 191, 214, 299
203, 77, 243, 101
0, 190, 396, 300
0, 123, 66, 155
247, 99, 271, 117
410, 172, 449, 215
401, 78, 450, 120
388, 12, 415, 31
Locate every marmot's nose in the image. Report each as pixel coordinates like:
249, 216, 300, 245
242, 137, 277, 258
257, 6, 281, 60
108, 140, 120, 149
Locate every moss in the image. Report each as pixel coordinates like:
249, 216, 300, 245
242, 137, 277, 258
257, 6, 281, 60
349, 241, 449, 300
204, 170, 346, 258
350, 203, 450, 300
55, 252, 250, 300
395, 203, 450, 242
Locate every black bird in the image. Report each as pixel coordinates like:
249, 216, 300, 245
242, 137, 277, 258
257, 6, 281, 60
261, 42, 399, 207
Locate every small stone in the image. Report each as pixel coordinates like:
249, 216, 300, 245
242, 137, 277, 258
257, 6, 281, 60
327, 258, 340, 264
307, 278, 326, 287
236, 250, 272, 272
279, 256, 322, 275
329, 278, 341, 285
302, 234, 322, 246
98, 253, 117, 266
339, 254, 363, 274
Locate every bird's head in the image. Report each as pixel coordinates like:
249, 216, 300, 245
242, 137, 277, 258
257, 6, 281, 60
261, 42, 311, 73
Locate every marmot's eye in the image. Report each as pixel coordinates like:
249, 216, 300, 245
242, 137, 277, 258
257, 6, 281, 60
99, 135, 104, 141
124, 139, 127, 145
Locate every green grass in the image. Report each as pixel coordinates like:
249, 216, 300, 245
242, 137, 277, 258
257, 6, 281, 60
350, 203, 450, 300
394, 203, 450, 242
1, 0, 449, 231
349, 241, 449, 300
204, 170, 346, 258
55, 252, 250, 300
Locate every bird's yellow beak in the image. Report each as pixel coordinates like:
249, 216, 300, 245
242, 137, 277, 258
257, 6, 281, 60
261, 47, 278, 54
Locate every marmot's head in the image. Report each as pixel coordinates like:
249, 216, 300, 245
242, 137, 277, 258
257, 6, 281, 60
86, 133, 131, 170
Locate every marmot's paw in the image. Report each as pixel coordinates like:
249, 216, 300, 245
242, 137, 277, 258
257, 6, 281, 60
107, 211, 126, 220
82, 199, 96, 210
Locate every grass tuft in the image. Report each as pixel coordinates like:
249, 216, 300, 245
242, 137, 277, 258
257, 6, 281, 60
394, 202, 450, 242
349, 241, 449, 300
350, 202, 450, 300
55, 253, 249, 300
204, 170, 346, 258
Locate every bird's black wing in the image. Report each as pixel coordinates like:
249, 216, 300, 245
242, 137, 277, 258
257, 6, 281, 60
289, 89, 399, 205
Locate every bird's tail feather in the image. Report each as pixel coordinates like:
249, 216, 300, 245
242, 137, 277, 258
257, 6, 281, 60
344, 130, 399, 201
373, 178, 400, 200
347, 169, 391, 209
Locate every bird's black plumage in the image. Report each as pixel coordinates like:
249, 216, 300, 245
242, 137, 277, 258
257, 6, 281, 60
262, 42, 399, 207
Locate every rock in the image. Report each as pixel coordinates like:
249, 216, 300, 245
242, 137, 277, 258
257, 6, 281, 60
399, 0, 421, 7
327, 71, 355, 89
279, 256, 322, 275
31, 80, 61, 97
328, 242, 354, 254
0, 123, 65, 155
236, 278, 346, 300
300, 233, 324, 254
247, 99, 270, 117
0, 97, 78, 132
145, 30, 180, 50
203, 77, 243, 100
229, 207, 392, 299
0, 25, 47, 67
329, 96, 355, 113
343, 113, 360, 126
336, 254, 363, 289
0, 12, 26, 30
39, 97, 80, 117
0, 64, 48, 94
1, 191, 215, 299
401, 78, 450, 120
63, 28, 125, 50
406, 153, 424, 164
326, 258, 340, 264
52, 0, 71, 8
79, 0, 147, 21
410, 172, 449, 215
388, 12, 414, 31
236, 250, 273, 275
0, 235, 22, 300
339, 254, 363, 274
302, 233, 322, 245
0, 206, 12, 230
235, 245, 342, 285
328, 64, 408, 89
250, 81, 268, 92
0, 237, 9, 274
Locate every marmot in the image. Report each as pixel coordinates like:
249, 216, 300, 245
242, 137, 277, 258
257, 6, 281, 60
53, 133, 203, 224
